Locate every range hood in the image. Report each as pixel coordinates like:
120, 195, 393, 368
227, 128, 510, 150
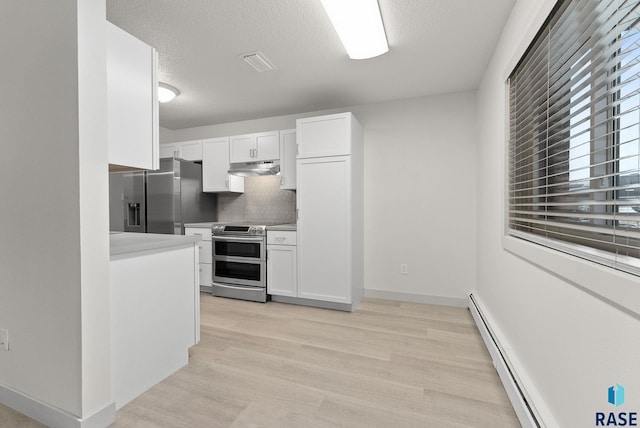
228, 160, 280, 177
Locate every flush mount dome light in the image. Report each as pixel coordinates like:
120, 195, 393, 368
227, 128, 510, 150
158, 82, 180, 103
319, 0, 389, 60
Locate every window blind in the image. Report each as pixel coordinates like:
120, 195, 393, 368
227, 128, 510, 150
508, 0, 640, 275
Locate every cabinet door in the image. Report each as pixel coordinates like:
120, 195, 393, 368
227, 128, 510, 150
202, 138, 244, 193
178, 140, 203, 161
230, 131, 280, 163
297, 156, 350, 303
297, 113, 352, 158
267, 245, 297, 297
198, 263, 212, 288
107, 22, 159, 170
254, 131, 279, 161
279, 129, 297, 190
229, 135, 254, 163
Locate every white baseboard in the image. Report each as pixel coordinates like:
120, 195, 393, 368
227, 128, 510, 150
364, 289, 468, 307
468, 294, 542, 428
0, 383, 115, 428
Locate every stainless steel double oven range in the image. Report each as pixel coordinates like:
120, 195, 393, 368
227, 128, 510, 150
211, 224, 268, 303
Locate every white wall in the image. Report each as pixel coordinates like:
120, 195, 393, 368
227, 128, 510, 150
78, 0, 113, 419
165, 92, 478, 304
0, 1, 112, 422
476, 0, 640, 426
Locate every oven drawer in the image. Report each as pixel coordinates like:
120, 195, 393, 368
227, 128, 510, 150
213, 259, 265, 288
267, 230, 296, 246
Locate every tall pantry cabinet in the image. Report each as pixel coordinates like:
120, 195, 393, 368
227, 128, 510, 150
295, 113, 364, 310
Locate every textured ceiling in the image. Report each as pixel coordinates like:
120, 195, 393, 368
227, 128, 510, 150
106, 0, 516, 130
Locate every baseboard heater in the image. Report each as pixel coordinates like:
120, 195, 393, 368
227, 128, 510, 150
468, 294, 541, 428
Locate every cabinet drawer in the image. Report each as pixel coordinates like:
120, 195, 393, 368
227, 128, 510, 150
267, 230, 296, 245
185, 227, 212, 241
198, 263, 212, 287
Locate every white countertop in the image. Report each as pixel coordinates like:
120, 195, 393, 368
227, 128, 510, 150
267, 223, 297, 231
184, 222, 223, 228
185, 222, 297, 231
110, 232, 200, 256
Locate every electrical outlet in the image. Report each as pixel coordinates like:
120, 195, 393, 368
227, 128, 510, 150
400, 264, 408, 275
0, 329, 8, 351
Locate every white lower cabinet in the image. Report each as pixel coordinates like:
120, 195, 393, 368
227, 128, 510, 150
185, 227, 213, 293
267, 231, 297, 297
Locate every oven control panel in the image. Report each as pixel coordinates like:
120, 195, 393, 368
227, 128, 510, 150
212, 224, 267, 236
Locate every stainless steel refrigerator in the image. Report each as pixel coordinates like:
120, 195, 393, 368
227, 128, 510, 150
109, 158, 217, 234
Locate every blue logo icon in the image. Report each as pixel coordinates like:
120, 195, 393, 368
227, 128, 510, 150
609, 384, 625, 407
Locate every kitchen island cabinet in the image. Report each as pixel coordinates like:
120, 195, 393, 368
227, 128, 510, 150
110, 232, 200, 409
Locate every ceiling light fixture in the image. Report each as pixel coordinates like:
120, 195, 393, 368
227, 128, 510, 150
319, 0, 389, 60
158, 82, 180, 103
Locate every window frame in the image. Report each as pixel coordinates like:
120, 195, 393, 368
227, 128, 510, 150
502, 0, 640, 318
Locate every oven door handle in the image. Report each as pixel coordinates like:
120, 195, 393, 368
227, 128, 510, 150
212, 235, 265, 243
213, 282, 265, 291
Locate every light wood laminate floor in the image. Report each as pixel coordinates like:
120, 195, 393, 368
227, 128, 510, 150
3, 296, 520, 427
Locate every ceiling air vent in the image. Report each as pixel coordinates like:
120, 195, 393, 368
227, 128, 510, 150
240, 51, 276, 72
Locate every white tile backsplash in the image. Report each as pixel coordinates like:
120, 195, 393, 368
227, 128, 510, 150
217, 175, 296, 224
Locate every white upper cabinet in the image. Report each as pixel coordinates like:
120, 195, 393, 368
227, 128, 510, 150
159, 140, 203, 161
230, 131, 279, 163
158, 143, 177, 159
202, 137, 244, 193
107, 22, 159, 170
179, 141, 202, 160
279, 129, 297, 190
297, 112, 357, 159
